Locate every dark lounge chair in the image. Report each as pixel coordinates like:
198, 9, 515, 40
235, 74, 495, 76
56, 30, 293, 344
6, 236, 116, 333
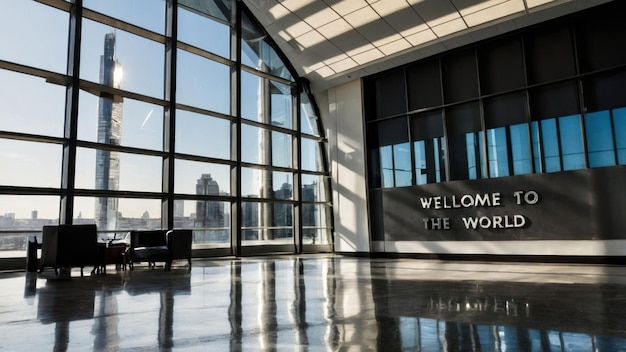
39, 224, 99, 276
128, 229, 192, 270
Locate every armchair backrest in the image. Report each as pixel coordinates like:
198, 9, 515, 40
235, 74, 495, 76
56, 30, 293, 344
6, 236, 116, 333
129, 230, 167, 250
40, 224, 98, 269
167, 229, 192, 260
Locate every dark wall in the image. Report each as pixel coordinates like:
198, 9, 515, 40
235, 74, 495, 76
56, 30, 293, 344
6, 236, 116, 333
381, 166, 626, 241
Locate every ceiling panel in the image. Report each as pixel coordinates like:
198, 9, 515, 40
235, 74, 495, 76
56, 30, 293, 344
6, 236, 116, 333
243, 0, 612, 91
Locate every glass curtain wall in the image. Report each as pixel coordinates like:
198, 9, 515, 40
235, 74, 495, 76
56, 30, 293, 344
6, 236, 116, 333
364, 2, 626, 190
0, 0, 332, 257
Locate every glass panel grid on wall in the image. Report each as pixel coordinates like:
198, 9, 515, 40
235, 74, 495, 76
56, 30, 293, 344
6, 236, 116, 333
364, 2, 626, 190
0, 0, 331, 256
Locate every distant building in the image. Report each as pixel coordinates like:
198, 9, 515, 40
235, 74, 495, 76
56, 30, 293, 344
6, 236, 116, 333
94, 32, 123, 231
195, 174, 224, 229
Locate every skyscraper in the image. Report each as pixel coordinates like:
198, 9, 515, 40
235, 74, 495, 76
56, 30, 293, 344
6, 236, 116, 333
195, 174, 224, 229
95, 32, 123, 231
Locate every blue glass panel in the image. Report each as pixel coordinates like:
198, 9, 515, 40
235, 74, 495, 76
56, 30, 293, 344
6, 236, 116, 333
531, 121, 542, 173
414, 140, 427, 185
541, 119, 561, 172
380, 146, 394, 188
510, 123, 532, 175
479, 132, 486, 178
434, 138, 444, 183
585, 110, 616, 167
466, 133, 478, 179
394, 143, 412, 187
559, 114, 585, 171
487, 127, 510, 178
613, 107, 626, 165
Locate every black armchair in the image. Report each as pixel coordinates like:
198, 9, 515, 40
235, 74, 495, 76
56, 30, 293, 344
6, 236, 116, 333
128, 230, 170, 270
128, 229, 193, 270
167, 229, 192, 269
39, 224, 99, 276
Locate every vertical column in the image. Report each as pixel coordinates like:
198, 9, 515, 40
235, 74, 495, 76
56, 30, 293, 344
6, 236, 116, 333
293, 83, 302, 253
163, 0, 177, 230
60, 0, 83, 225
231, 0, 243, 256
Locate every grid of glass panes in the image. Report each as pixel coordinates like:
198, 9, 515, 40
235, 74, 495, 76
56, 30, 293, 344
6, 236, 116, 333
364, 2, 626, 189
0, 0, 331, 254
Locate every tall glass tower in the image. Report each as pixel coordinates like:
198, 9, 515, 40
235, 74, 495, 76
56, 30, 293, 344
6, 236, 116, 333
95, 32, 123, 231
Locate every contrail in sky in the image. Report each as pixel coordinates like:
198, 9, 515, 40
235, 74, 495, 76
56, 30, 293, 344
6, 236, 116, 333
140, 109, 154, 129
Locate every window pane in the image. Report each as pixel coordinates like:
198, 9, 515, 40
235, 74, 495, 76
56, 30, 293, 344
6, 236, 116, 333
466, 133, 485, 180
614, 107, 626, 165
394, 142, 412, 187
78, 91, 164, 151
241, 202, 293, 244
301, 174, 328, 202
81, 21, 164, 99
380, 145, 394, 188
301, 138, 324, 172
270, 81, 293, 129
0, 195, 60, 230
487, 127, 510, 178
0, 195, 59, 253
175, 110, 230, 160
414, 140, 427, 185
541, 119, 561, 173
0, 139, 61, 188
84, 0, 165, 34
174, 199, 229, 247
559, 114, 585, 171
302, 204, 329, 228
179, 0, 231, 23
174, 160, 230, 196
242, 125, 292, 168
272, 131, 292, 168
241, 12, 293, 81
241, 168, 293, 200
447, 102, 484, 180
241, 71, 263, 122
531, 121, 542, 173
0, 1, 68, 73
585, 111, 616, 168
241, 75, 292, 128
300, 92, 320, 136
178, 6, 229, 58
411, 111, 445, 184
510, 123, 532, 175
75, 148, 162, 192
0, 70, 66, 137
177, 49, 230, 114
242, 124, 262, 165
74, 197, 162, 231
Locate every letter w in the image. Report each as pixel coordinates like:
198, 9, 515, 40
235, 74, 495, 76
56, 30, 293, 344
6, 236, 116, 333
420, 198, 433, 209
462, 217, 479, 229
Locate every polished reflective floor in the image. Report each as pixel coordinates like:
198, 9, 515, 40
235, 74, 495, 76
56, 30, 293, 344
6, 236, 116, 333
3, 255, 626, 351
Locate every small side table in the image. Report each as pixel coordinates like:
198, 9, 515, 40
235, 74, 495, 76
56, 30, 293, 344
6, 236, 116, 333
93, 243, 128, 274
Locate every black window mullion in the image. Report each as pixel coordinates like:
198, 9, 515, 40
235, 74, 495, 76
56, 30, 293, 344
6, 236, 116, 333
163, 0, 177, 230
231, 0, 242, 257
60, 0, 83, 225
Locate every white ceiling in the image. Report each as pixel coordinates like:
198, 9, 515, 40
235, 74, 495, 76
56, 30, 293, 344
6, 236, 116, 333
244, 0, 613, 92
